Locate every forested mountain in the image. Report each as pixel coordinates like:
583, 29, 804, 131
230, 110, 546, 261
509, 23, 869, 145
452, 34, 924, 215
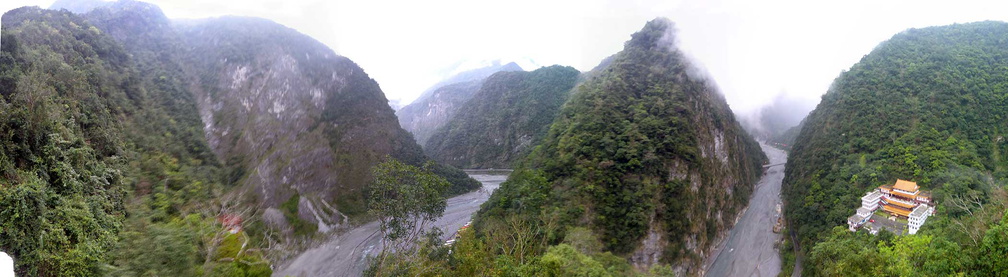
424, 65, 579, 169
394, 18, 766, 276
0, 1, 477, 275
783, 21, 1008, 276
768, 120, 803, 149
396, 62, 522, 145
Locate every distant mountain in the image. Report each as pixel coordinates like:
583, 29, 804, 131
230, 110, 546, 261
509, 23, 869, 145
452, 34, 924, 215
396, 62, 522, 145
424, 65, 579, 169
472, 18, 766, 275
784, 21, 1008, 275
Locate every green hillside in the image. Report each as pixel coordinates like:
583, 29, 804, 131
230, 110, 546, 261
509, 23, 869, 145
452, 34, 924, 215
783, 21, 1008, 276
424, 65, 579, 169
378, 18, 766, 276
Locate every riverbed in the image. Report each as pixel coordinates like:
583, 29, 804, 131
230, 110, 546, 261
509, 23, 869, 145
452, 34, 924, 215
705, 143, 787, 277
273, 172, 509, 277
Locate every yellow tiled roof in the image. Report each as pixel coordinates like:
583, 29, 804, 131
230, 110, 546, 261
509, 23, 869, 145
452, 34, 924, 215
894, 179, 918, 192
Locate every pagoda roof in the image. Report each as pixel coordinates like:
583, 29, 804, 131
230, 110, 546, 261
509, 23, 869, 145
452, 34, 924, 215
883, 205, 911, 217
894, 179, 918, 192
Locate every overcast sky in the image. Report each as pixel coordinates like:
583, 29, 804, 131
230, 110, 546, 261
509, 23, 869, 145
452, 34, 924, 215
4, 0, 1008, 115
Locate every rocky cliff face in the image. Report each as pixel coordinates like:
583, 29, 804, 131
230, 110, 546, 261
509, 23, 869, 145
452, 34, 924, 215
57, 0, 477, 232
396, 62, 522, 145
424, 65, 579, 169
174, 16, 478, 228
475, 18, 766, 275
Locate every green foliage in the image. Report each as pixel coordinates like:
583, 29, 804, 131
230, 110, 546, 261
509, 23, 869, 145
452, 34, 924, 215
366, 158, 452, 276
373, 18, 766, 276
0, 5, 271, 276
369, 158, 449, 242
424, 65, 580, 169
807, 226, 979, 276
476, 18, 766, 271
783, 21, 1008, 275
0, 8, 132, 276
280, 193, 316, 237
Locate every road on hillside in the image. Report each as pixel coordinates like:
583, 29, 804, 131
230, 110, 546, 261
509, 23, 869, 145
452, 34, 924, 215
273, 172, 509, 277
705, 143, 787, 277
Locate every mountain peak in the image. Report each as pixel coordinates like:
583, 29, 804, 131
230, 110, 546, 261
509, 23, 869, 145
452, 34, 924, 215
627, 17, 678, 51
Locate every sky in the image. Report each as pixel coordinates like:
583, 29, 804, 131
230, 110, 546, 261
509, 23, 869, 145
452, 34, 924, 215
4, 0, 1008, 114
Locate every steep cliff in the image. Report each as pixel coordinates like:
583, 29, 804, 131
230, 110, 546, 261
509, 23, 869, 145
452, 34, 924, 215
396, 62, 522, 145
174, 16, 477, 226
475, 18, 766, 275
424, 65, 579, 169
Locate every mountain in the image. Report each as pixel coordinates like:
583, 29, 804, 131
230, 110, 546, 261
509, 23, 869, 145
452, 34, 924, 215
396, 62, 522, 145
423, 65, 579, 169
467, 18, 767, 275
783, 21, 1008, 275
0, 5, 229, 275
0, 1, 478, 275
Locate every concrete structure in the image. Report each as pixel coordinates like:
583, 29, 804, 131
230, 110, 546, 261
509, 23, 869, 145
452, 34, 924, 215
848, 190, 882, 231
848, 179, 935, 234
908, 204, 934, 235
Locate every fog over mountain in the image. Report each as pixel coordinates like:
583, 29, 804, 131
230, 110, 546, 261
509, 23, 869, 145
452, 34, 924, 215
11, 0, 1008, 118
4, 0, 1008, 276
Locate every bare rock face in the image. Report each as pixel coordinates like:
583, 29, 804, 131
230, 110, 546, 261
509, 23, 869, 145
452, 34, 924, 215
174, 17, 447, 227
67, 1, 476, 238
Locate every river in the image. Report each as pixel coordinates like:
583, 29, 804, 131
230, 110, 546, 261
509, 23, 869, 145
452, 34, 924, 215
705, 143, 788, 277
273, 171, 509, 277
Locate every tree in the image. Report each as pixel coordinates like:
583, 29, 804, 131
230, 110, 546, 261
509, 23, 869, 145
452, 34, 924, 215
367, 158, 450, 276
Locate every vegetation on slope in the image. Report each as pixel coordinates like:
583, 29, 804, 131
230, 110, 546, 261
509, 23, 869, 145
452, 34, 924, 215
397, 62, 523, 146
0, 1, 476, 275
424, 65, 580, 169
0, 6, 265, 276
367, 18, 766, 276
783, 21, 1008, 276
175, 15, 477, 219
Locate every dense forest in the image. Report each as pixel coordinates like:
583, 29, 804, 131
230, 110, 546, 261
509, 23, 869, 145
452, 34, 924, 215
0, 6, 253, 275
424, 65, 579, 169
369, 18, 767, 276
783, 21, 1008, 276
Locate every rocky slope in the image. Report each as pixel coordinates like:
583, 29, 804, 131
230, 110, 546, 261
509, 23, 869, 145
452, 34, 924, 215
475, 18, 767, 275
173, 15, 477, 227
424, 65, 579, 169
396, 62, 522, 145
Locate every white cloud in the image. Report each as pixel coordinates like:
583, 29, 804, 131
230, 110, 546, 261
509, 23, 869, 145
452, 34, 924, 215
5, 0, 1008, 111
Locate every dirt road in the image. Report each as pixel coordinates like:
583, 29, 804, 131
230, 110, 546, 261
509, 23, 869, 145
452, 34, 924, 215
705, 143, 787, 277
273, 172, 509, 277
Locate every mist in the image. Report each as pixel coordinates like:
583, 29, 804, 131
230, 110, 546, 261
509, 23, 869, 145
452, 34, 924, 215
736, 92, 819, 140
5, 0, 1008, 128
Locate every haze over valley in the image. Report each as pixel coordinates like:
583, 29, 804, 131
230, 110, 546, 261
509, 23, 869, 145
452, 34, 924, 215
1, 0, 1007, 276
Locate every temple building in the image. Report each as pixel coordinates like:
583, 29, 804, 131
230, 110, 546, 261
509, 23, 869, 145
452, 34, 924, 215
847, 179, 935, 235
